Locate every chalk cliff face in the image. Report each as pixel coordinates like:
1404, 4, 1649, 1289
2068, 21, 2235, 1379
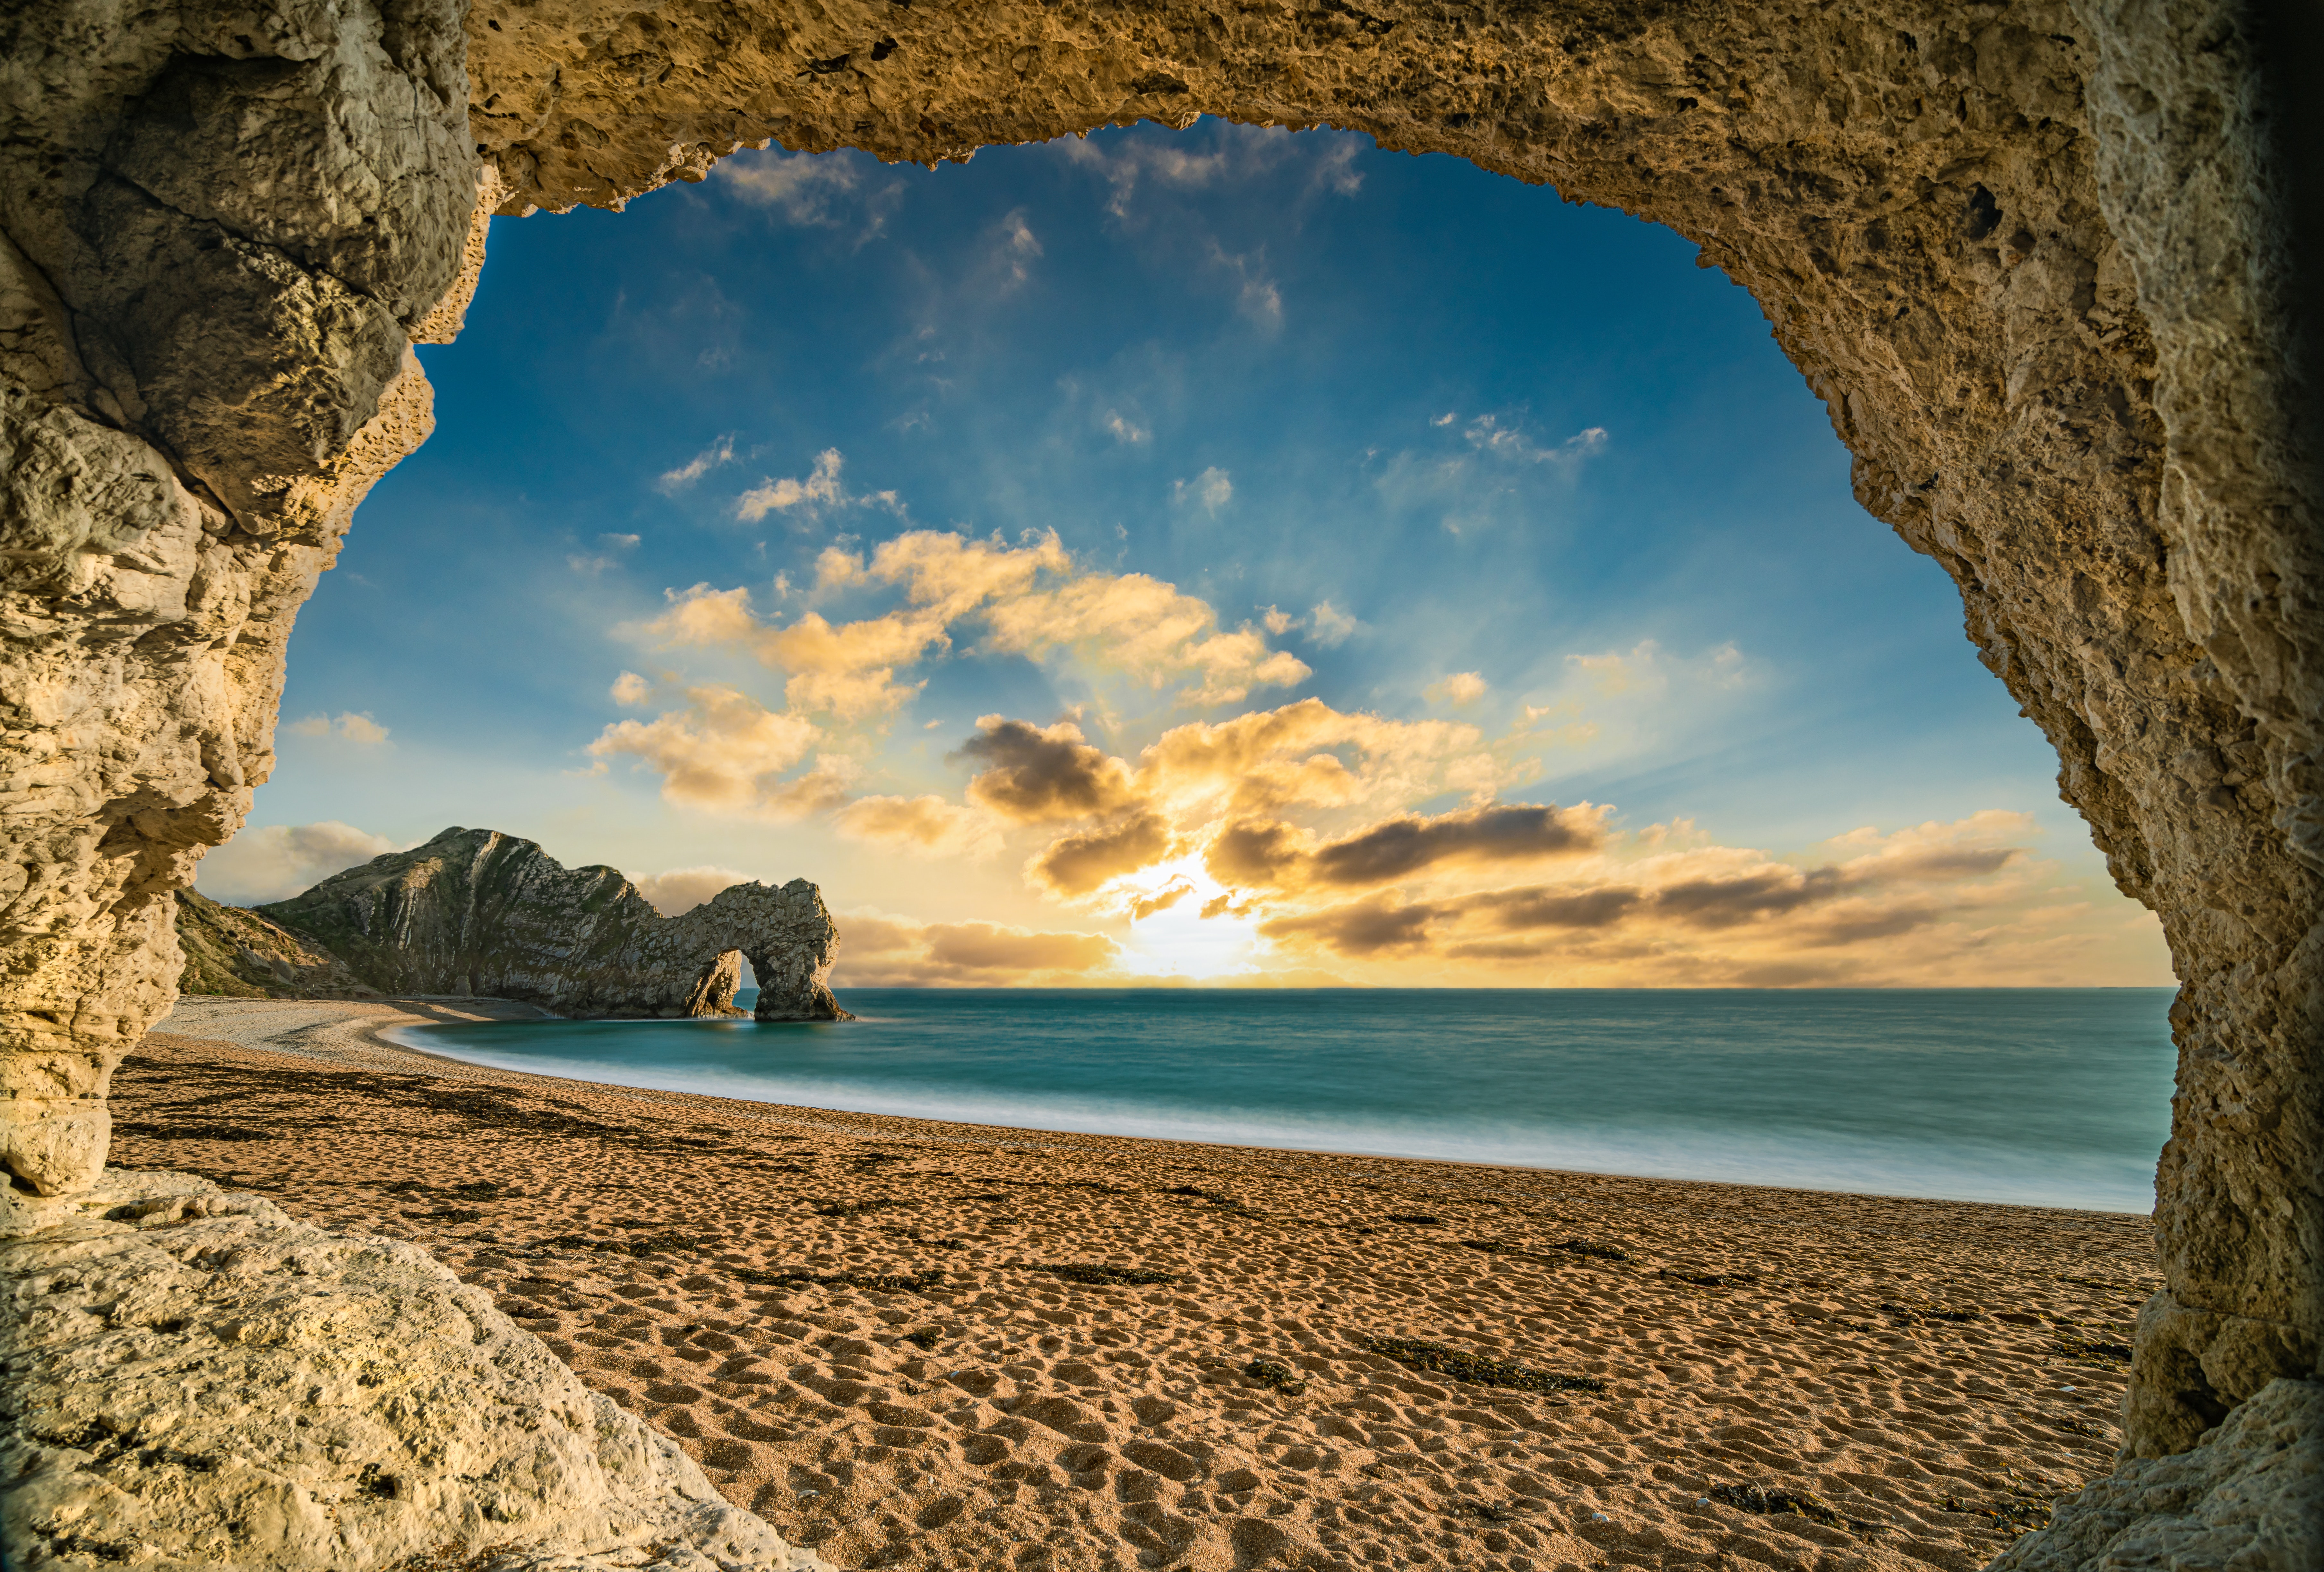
257, 828, 850, 1021
0, 0, 2316, 1487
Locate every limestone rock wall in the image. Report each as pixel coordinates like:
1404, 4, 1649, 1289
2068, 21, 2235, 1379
0, 1169, 831, 1571
0, 0, 483, 1198
0, 0, 2315, 1471
258, 826, 851, 1021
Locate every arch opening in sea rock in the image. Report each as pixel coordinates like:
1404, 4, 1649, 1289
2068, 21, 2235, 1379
0, 0, 2314, 1530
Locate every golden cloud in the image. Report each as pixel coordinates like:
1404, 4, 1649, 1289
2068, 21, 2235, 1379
1135, 698, 1501, 811
830, 910, 1123, 985
630, 865, 755, 916
832, 794, 1001, 857
1206, 802, 1606, 892
638, 529, 1308, 721
587, 685, 847, 818
956, 717, 1139, 822
1029, 810, 1175, 898
1253, 813, 2068, 984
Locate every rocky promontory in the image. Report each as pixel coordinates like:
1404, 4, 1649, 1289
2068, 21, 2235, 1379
221, 828, 848, 1021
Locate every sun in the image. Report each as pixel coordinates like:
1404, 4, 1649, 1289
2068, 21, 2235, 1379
1105, 854, 1262, 980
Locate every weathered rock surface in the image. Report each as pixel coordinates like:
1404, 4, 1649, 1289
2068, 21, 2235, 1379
1991, 1377, 2321, 1572
0, 1169, 831, 1572
0, 0, 2315, 1499
172, 887, 379, 1001
256, 827, 850, 1021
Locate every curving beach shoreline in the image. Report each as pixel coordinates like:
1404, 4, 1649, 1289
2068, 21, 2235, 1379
122, 997, 2156, 1572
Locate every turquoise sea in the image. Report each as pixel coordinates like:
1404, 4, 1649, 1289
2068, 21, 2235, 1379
398, 988, 2176, 1215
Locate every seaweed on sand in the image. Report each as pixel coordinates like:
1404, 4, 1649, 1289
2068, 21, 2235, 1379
1358, 1336, 1606, 1395
537, 1232, 702, 1258
2051, 1326, 2134, 1366
1244, 1358, 1309, 1395
1942, 1489, 2053, 1538
1554, 1239, 1630, 1262
901, 1327, 944, 1351
1661, 1268, 1759, 1288
1455, 1239, 1569, 1267
1030, 1263, 1179, 1287
812, 1198, 916, 1218
1162, 1184, 1244, 1207
1449, 1500, 1531, 1525
1881, 1300, 1984, 1325
1707, 1482, 1877, 1533
737, 1266, 945, 1293
1385, 1214, 1442, 1225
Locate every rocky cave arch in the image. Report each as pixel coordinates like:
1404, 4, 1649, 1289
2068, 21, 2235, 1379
1, 0, 2314, 1494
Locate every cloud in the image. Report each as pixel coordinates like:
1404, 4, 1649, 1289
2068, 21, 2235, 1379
1105, 411, 1149, 444
657, 436, 736, 494
831, 910, 1123, 985
954, 717, 1139, 822
1130, 880, 1196, 920
644, 529, 1309, 713
926, 922, 1115, 973
986, 209, 1043, 292
1133, 697, 1498, 812
1258, 895, 1438, 957
1252, 812, 2062, 983
1173, 467, 1233, 514
1029, 810, 1175, 897
736, 449, 848, 521
195, 821, 404, 905
284, 711, 391, 745
1204, 243, 1282, 329
1427, 671, 1489, 708
1463, 416, 1610, 469
611, 671, 652, 706
832, 793, 1000, 857
587, 684, 848, 818
1209, 801, 1606, 892
631, 865, 754, 916
568, 532, 643, 575
1057, 123, 1361, 220
719, 149, 902, 241
1307, 601, 1360, 647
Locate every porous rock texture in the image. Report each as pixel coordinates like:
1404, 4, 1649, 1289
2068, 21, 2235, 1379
0, 1168, 832, 1571
1991, 1377, 2321, 1572
258, 827, 852, 1020
0, 0, 2314, 1521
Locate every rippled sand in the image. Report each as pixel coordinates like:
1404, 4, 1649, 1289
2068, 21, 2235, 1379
113, 1000, 2156, 1572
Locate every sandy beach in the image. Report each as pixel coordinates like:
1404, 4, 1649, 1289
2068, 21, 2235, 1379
113, 997, 2158, 1572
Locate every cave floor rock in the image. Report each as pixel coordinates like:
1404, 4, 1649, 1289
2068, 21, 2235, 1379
0, 1169, 829, 1572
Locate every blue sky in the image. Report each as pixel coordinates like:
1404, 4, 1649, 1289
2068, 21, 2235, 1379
202, 121, 2168, 988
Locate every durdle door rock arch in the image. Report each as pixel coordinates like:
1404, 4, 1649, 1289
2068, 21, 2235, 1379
0, 0, 2315, 1550
256, 827, 853, 1020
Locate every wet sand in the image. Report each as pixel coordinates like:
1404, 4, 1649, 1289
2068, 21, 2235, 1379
113, 997, 2157, 1572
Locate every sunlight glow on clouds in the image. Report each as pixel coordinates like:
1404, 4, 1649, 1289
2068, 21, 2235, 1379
196, 821, 404, 905
286, 711, 392, 745
1427, 671, 1489, 708
656, 435, 735, 494
631, 864, 757, 916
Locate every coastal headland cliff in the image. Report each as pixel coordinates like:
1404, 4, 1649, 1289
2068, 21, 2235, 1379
186, 828, 851, 1022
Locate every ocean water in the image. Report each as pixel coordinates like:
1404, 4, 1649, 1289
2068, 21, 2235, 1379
398, 988, 2177, 1214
